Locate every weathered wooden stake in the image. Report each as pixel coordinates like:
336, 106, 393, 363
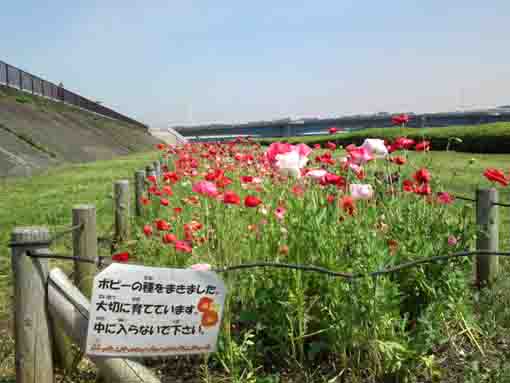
48, 268, 161, 383
135, 169, 146, 217
146, 165, 156, 177
153, 160, 161, 179
11, 227, 54, 383
114, 180, 130, 243
146, 165, 156, 198
475, 188, 499, 288
73, 205, 98, 298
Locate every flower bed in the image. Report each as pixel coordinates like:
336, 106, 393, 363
123, 137, 509, 380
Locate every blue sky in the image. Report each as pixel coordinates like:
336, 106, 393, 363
2, 1, 509, 127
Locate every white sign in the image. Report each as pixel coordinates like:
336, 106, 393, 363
85, 263, 226, 357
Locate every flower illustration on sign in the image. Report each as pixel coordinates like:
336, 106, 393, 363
197, 296, 220, 328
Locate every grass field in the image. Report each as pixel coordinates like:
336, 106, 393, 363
1, 146, 510, 382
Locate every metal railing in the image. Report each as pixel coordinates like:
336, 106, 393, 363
0, 60, 147, 129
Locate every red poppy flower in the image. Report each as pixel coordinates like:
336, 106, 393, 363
155, 219, 170, 231
160, 198, 169, 206
216, 176, 233, 189
313, 143, 321, 149
111, 252, 129, 263
437, 192, 455, 204
291, 185, 305, 197
173, 207, 183, 215
413, 168, 431, 184
415, 183, 432, 195
174, 240, 192, 253
148, 185, 161, 196
326, 142, 337, 150
391, 114, 409, 126
483, 168, 509, 186
327, 194, 336, 204
140, 196, 151, 206
340, 196, 356, 215
324, 173, 345, 186
162, 185, 173, 196
147, 175, 157, 184
393, 137, 415, 150
402, 180, 415, 192
184, 221, 203, 232
143, 225, 153, 237
415, 141, 430, 151
163, 172, 179, 183
162, 233, 177, 244
240, 175, 254, 183
328, 127, 338, 134
223, 190, 241, 205
389, 156, 406, 165
244, 195, 262, 208
205, 169, 224, 181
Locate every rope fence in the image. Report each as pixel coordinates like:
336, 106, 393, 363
12, 248, 510, 281
452, 194, 510, 208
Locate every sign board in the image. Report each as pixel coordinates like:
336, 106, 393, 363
85, 263, 226, 357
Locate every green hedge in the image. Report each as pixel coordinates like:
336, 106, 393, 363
257, 122, 510, 153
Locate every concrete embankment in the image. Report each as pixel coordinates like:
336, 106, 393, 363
0, 85, 161, 177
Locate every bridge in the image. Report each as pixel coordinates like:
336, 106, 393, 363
172, 109, 510, 142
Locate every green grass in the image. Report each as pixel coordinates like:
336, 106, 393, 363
1, 149, 510, 381
0, 151, 159, 321
258, 122, 510, 153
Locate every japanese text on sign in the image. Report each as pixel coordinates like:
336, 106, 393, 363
85, 263, 226, 357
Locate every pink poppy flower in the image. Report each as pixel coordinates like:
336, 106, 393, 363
190, 263, 212, 271
275, 206, 286, 220
348, 147, 374, 165
437, 192, 455, 205
349, 184, 374, 200
306, 169, 328, 180
192, 181, 219, 197
448, 236, 458, 246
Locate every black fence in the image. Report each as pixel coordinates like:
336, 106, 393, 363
0, 60, 147, 129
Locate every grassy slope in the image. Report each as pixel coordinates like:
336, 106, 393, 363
0, 85, 161, 177
0, 150, 509, 381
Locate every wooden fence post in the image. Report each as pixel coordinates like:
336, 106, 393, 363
135, 169, 146, 217
11, 227, 54, 383
475, 188, 499, 288
114, 180, 130, 243
73, 205, 98, 298
146, 165, 156, 195
153, 160, 161, 179
146, 164, 156, 178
